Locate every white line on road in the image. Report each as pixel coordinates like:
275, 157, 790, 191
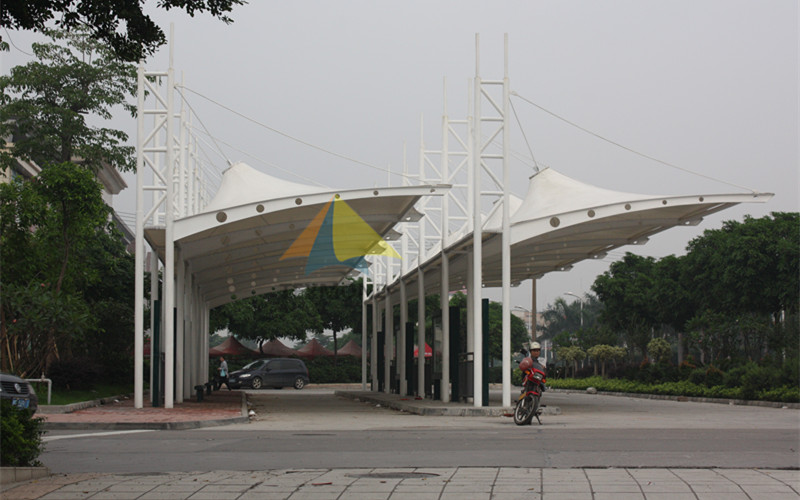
44, 430, 155, 442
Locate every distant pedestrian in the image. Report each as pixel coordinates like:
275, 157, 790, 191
218, 356, 231, 390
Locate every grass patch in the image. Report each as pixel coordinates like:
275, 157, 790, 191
30, 382, 133, 406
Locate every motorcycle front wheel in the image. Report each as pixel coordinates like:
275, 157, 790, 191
513, 395, 536, 425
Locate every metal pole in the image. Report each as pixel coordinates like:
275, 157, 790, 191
361, 280, 368, 390
384, 288, 392, 394
501, 33, 512, 408
399, 279, 408, 396
417, 269, 426, 398
134, 63, 145, 409
163, 26, 175, 408
440, 78, 451, 403
371, 294, 378, 391
471, 33, 483, 407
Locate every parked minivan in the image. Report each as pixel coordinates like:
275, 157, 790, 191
228, 358, 309, 390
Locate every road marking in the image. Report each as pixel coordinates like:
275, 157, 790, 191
43, 430, 155, 442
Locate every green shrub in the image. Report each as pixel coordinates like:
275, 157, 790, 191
307, 357, 361, 383
547, 377, 797, 403
686, 367, 705, 385
723, 365, 748, 388
48, 357, 101, 390
704, 365, 725, 387
0, 401, 46, 466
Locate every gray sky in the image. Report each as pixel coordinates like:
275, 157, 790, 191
3, 1, 798, 312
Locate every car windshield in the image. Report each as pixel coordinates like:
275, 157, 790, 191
241, 360, 265, 371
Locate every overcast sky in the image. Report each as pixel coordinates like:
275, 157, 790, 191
3, 1, 797, 313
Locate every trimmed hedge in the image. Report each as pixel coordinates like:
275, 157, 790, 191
548, 376, 800, 403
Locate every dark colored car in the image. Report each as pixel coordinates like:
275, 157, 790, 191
228, 358, 309, 390
0, 372, 38, 412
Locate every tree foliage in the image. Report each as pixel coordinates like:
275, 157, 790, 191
683, 212, 799, 317
0, 29, 137, 173
210, 290, 323, 347
303, 280, 363, 355
0, 162, 124, 376
586, 212, 798, 366
2, 0, 245, 62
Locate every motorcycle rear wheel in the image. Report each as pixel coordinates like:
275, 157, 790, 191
513, 396, 536, 425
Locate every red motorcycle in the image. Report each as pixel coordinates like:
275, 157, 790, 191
514, 357, 546, 425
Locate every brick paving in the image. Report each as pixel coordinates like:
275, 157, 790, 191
39, 390, 246, 428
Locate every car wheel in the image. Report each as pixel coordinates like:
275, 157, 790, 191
251, 377, 262, 390
293, 377, 306, 390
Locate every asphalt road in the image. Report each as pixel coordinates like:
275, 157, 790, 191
41, 389, 800, 473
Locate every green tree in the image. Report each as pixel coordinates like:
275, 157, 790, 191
485, 301, 529, 365
0, 162, 112, 375
556, 345, 586, 377
1, 29, 137, 173
683, 212, 799, 318
303, 279, 363, 359
592, 253, 659, 357
210, 290, 323, 347
2, 1, 245, 62
539, 293, 603, 343
586, 344, 626, 377
647, 338, 671, 364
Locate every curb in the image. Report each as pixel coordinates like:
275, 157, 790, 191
335, 391, 562, 417
550, 388, 800, 409
0, 466, 50, 485
36, 394, 134, 414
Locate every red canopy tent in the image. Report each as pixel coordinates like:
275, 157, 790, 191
209, 336, 258, 357
296, 338, 334, 359
414, 343, 433, 358
258, 338, 297, 357
336, 339, 362, 358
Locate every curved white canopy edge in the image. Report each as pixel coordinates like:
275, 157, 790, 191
376, 166, 772, 301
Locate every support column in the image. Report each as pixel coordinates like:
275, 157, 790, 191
361, 281, 368, 390
440, 254, 450, 402
501, 34, 512, 408
149, 250, 159, 405
471, 34, 484, 407
371, 295, 378, 391
176, 252, 185, 402
399, 280, 408, 396
417, 269, 426, 397
163, 61, 176, 408
133, 64, 145, 409
384, 290, 393, 394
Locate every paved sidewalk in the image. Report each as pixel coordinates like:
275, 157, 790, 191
4, 467, 799, 499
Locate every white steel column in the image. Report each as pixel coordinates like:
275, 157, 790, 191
361, 280, 368, 390
163, 44, 176, 408
371, 294, 378, 391
399, 280, 408, 395
176, 250, 185, 402
500, 34, 512, 408
440, 81, 451, 403
471, 34, 484, 407
149, 251, 158, 404
134, 64, 146, 409
440, 255, 450, 402
417, 269, 426, 397
384, 289, 392, 393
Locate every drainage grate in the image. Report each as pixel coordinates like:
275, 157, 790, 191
346, 472, 440, 479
